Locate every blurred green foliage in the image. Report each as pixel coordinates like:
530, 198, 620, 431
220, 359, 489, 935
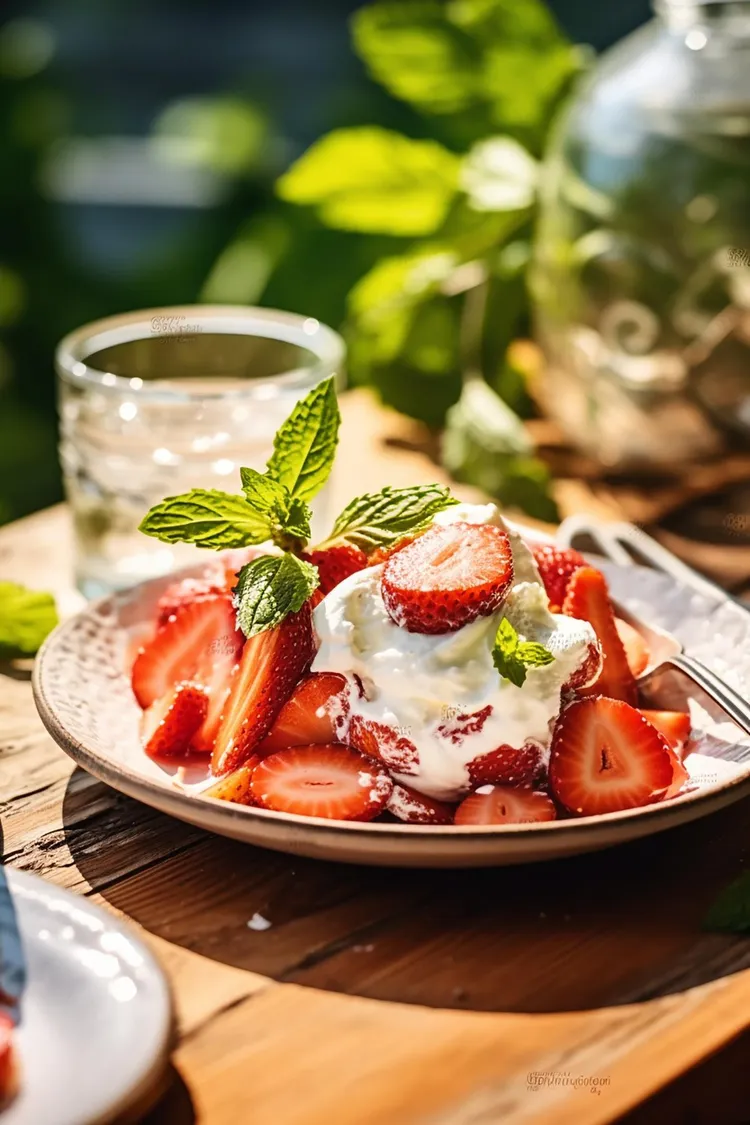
274, 0, 587, 517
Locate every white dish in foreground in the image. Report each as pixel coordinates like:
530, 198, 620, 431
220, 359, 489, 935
32, 531, 750, 867
2, 868, 172, 1125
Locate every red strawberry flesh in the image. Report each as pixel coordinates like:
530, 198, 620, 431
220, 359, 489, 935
467, 740, 543, 788
455, 786, 557, 826
346, 715, 420, 775
548, 697, 674, 816
258, 672, 350, 754
211, 604, 314, 776
249, 744, 392, 821
530, 542, 587, 610
562, 567, 638, 704
387, 783, 455, 825
381, 522, 514, 634
301, 544, 368, 595
616, 617, 651, 677
141, 682, 208, 760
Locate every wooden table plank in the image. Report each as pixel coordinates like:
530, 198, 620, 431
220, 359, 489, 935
3, 391, 750, 1124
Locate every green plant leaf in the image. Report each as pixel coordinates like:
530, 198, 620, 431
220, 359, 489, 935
704, 871, 750, 933
239, 467, 290, 516
234, 552, 319, 638
352, 2, 480, 116
139, 489, 273, 549
460, 137, 538, 212
277, 127, 460, 236
492, 616, 553, 687
323, 484, 457, 553
266, 376, 340, 502
0, 581, 58, 659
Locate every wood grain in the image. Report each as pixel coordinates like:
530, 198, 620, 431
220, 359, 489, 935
3, 391, 750, 1124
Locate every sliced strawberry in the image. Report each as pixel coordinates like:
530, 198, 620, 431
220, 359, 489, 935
258, 672, 349, 754
211, 605, 314, 775
616, 617, 650, 677
467, 740, 543, 788
347, 715, 420, 775
436, 705, 492, 744
301, 544, 368, 594
0, 1013, 15, 1106
563, 640, 603, 692
530, 542, 587, 611
562, 567, 637, 704
132, 592, 243, 709
369, 534, 419, 566
387, 783, 455, 825
141, 682, 208, 759
249, 744, 392, 821
156, 576, 228, 627
455, 786, 557, 826
639, 710, 691, 755
548, 697, 674, 816
204, 759, 260, 805
381, 522, 514, 634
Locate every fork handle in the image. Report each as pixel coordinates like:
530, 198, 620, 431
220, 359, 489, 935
665, 654, 750, 737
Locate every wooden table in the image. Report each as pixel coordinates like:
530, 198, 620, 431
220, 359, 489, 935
3, 392, 750, 1125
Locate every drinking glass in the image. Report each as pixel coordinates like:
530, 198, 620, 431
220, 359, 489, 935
56, 306, 345, 597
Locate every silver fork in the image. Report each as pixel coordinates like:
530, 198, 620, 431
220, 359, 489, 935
557, 516, 750, 738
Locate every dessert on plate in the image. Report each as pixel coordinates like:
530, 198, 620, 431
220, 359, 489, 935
129, 377, 691, 827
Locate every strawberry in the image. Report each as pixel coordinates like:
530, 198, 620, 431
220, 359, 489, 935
132, 592, 243, 709
563, 640, 603, 692
204, 760, 260, 805
387, 783, 455, 825
211, 604, 314, 776
0, 1012, 15, 1106
141, 682, 208, 759
530, 543, 587, 611
258, 672, 350, 754
616, 617, 650, 677
436, 705, 492, 744
301, 544, 368, 594
562, 567, 637, 704
454, 786, 557, 826
369, 534, 419, 566
548, 697, 674, 816
467, 740, 543, 788
639, 710, 691, 755
156, 576, 228, 627
347, 715, 420, 775
249, 744, 392, 821
381, 522, 514, 634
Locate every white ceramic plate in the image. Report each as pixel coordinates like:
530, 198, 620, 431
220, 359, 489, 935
32, 536, 750, 867
2, 868, 172, 1125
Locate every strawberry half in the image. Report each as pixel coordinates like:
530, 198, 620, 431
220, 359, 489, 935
548, 697, 674, 816
132, 592, 243, 709
530, 543, 587, 611
381, 522, 514, 634
454, 786, 557, 825
204, 760, 260, 805
347, 715, 420, 775
301, 544, 368, 594
369, 534, 419, 566
141, 682, 208, 759
467, 740, 543, 788
616, 617, 651, 677
258, 672, 350, 754
211, 604, 314, 776
387, 783, 455, 825
562, 567, 637, 704
156, 576, 228, 627
639, 709, 691, 755
249, 744, 392, 821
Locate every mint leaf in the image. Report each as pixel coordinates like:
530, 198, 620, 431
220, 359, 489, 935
704, 872, 750, 934
239, 467, 290, 516
284, 498, 313, 543
492, 616, 553, 687
276, 127, 460, 236
234, 552, 319, 638
266, 376, 341, 503
0, 581, 58, 659
139, 489, 273, 549
324, 484, 457, 553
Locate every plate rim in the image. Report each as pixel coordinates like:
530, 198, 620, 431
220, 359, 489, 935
30, 552, 750, 851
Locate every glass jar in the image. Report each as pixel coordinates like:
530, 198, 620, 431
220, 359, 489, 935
531, 0, 750, 469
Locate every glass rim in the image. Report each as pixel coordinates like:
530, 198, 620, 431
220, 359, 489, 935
55, 304, 345, 401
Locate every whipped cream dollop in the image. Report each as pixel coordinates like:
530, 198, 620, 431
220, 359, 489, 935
311, 503, 598, 801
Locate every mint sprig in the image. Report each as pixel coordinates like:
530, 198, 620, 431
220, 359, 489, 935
322, 484, 457, 553
0, 581, 59, 659
234, 553, 319, 638
266, 376, 340, 502
492, 617, 554, 688
139, 488, 277, 550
